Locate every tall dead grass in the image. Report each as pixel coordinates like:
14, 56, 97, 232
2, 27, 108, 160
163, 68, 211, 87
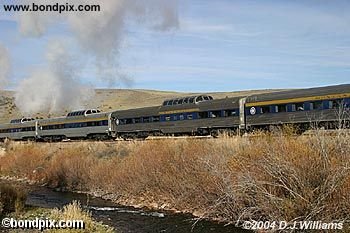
50, 201, 114, 233
0, 132, 349, 229
0, 183, 26, 217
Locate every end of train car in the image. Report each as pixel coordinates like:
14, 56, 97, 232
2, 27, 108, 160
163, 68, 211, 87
244, 84, 350, 131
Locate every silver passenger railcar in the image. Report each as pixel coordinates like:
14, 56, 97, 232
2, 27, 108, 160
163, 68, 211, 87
0, 110, 113, 141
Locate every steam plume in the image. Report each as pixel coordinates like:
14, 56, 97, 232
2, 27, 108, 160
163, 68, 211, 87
14, 0, 179, 114
15, 41, 92, 114
18, 0, 179, 56
0, 44, 11, 88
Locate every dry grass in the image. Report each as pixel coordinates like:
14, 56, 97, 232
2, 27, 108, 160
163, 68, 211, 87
0, 183, 27, 217
5, 201, 114, 233
49, 201, 114, 233
0, 131, 349, 231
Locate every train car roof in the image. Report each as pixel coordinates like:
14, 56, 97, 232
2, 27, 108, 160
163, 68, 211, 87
111, 106, 161, 118
195, 96, 241, 110
0, 120, 36, 129
38, 112, 111, 124
111, 96, 243, 118
246, 84, 350, 103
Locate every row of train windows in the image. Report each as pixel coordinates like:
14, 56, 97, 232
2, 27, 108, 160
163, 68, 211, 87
0, 120, 108, 133
0, 127, 35, 133
42, 120, 108, 130
118, 109, 238, 125
163, 95, 214, 106
250, 99, 350, 115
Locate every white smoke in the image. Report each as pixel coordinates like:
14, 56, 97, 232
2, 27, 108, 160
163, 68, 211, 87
18, 0, 179, 79
18, 0, 179, 56
0, 44, 11, 88
14, 0, 179, 114
15, 41, 92, 114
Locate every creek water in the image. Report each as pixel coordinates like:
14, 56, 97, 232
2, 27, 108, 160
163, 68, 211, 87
3, 182, 249, 233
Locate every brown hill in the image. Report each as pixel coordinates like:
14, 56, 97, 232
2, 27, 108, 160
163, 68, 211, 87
0, 88, 284, 123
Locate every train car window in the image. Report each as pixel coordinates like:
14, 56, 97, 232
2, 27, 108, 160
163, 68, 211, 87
260, 106, 270, 114
330, 100, 342, 109
179, 114, 185, 120
134, 118, 142, 124
187, 114, 193, 120
345, 99, 350, 108
291, 104, 296, 112
296, 103, 304, 111
152, 116, 160, 122
271, 106, 277, 113
165, 116, 171, 121
143, 117, 150, 123
196, 96, 203, 103
198, 112, 208, 119
277, 104, 287, 113
227, 110, 237, 116
210, 110, 222, 118
125, 119, 133, 124
310, 101, 322, 110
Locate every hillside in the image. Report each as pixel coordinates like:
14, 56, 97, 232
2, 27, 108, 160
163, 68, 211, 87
0, 88, 283, 123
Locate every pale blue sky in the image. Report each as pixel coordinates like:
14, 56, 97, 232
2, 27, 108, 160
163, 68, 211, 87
1, 0, 350, 92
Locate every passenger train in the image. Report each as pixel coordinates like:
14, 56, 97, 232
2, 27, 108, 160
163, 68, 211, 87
0, 84, 349, 141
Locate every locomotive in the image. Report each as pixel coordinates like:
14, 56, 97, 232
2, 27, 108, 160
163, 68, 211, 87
0, 84, 349, 141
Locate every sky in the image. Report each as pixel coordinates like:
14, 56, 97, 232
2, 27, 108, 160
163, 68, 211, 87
1, 0, 350, 92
